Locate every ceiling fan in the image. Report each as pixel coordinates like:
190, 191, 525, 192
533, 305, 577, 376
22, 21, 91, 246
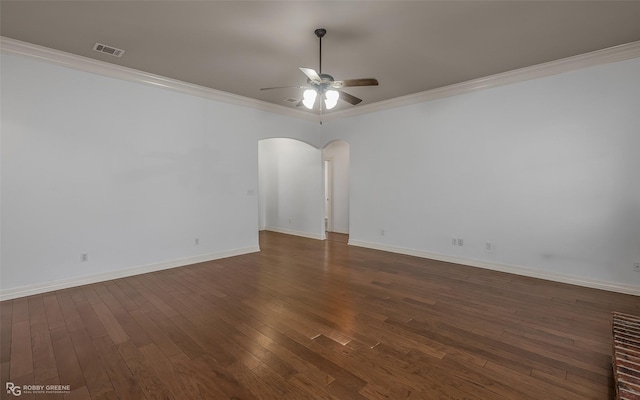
260, 28, 379, 112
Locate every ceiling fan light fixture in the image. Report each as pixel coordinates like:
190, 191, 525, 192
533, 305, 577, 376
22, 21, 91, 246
302, 89, 317, 109
260, 28, 377, 116
325, 90, 339, 110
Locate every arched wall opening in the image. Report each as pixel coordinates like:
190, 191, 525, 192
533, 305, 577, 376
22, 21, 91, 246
258, 137, 351, 240
258, 138, 325, 240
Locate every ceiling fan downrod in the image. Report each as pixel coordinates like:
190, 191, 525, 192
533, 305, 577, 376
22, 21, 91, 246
315, 28, 326, 74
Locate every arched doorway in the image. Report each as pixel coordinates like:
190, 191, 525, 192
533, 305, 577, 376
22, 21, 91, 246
257, 138, 350, 241
258, 138, 325, 239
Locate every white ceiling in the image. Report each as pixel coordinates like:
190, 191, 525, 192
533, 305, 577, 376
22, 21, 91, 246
2, 1, 640, 113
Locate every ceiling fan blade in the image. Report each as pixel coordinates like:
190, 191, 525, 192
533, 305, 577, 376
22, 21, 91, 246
332, 78, 379, 88
260, 85, 308, 91
338, 90, 363, 105
299, 67, 321, 83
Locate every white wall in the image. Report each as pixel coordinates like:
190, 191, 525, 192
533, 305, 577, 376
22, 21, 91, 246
326, 57, 640, 292
322, 140, 350, 234
0, 52, 315, 298
258, 138, 324, 239
2, 45, 639, 297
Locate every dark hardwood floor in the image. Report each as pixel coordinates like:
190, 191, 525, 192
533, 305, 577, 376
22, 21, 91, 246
1, 231, 638, 399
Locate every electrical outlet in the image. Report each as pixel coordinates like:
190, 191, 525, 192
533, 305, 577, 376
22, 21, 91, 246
634, 262, 640, 272
457, 238, 464, 247
81, 253, 88, 262
485, 242, 493, 251
380, 229, 385, 236
195, 238, 199, 245
288, 219, 292, 224
451, 238, 457, 246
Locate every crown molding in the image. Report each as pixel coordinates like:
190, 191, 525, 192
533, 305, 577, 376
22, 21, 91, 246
3, 36, 639, 122
325, 40, 640, 121
0, 36, 318, 122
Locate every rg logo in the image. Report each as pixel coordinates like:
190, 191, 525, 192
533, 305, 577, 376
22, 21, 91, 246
6, 382, 22, 396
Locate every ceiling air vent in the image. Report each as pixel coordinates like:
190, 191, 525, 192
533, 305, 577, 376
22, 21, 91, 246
93, 43, 125, 58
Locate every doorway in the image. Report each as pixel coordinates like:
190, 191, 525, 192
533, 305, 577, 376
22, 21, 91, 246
257, 138, 349, 241
324, 159, 332, 232
322, 140, 350, 235
258, 138, 325, 240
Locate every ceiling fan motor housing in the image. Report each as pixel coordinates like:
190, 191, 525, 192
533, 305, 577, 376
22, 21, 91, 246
307, 73, 335, 93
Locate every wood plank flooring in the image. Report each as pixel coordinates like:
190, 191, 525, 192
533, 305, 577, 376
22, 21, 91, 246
1, 231, 639, 399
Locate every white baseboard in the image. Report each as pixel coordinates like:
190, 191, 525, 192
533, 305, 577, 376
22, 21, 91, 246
329, 228, 350, 235
348, 239, 639, 296
5, 238, 634, 300
0, 246, 260, 301
265, 227, 325, 240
